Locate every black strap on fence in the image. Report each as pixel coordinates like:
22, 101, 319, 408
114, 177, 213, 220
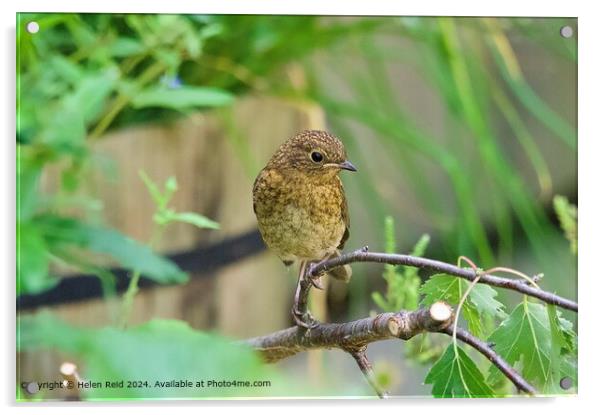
17, 229, 265, 310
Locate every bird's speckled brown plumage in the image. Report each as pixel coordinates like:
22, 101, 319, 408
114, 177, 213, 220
252, 130, 355, 281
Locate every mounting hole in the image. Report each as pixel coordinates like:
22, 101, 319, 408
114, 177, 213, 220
560, 376, 573, 390
26, 21, 39, 34
25, 382, 39, 394
560, 25, 573, 38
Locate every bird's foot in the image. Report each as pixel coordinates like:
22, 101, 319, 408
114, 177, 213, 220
291, 306, 319, 330
309, 274, 324, 290
306, 263, 325, 290
291, 260, 322, 329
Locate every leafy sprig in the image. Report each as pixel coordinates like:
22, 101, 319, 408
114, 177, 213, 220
118, 171, 220, 328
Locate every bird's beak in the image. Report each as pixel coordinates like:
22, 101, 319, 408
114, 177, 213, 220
339, 160, 357, 172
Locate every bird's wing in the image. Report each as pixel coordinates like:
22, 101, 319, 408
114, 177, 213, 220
252, 168, 266, 215
338, 179, 350, 250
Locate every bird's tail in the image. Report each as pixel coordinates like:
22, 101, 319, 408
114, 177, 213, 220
326, 250, 352, 283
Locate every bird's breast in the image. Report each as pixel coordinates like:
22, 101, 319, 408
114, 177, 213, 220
253, 170, 346, 262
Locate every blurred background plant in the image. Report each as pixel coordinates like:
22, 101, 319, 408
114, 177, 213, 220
17, 13, 576, 399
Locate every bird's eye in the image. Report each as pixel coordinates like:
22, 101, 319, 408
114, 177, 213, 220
310, 151, 324, 163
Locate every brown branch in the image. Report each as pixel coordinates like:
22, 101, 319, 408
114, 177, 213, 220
309, 247, 578, 312
246, 302, 452, 398
243, 246, 564, 397
244, 301, 537, 396
245, 302, 453, 363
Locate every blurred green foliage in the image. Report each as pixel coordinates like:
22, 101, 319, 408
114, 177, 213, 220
371, 220, 445, 367
553, 195, 577, 255
139, 171, 220, 230
118, 173, 219, 329
371, 216, 428, 312
17, 13, 380, 400
306, 17, 577, 278
16, 13, 376, 297
17, 214, 187, 296
19, 313, 284, 399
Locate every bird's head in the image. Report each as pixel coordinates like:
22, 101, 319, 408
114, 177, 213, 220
267, 130, 357, 179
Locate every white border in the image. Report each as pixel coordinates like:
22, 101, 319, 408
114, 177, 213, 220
3, 1, 601, 414
5, 0, 583, 16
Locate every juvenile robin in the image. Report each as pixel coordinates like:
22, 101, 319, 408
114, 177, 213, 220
252, 130, 357, 328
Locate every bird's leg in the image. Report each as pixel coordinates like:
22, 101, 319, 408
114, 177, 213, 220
291, 260, 319, 329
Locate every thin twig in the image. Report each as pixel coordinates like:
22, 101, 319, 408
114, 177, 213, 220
441, 325, 537, 395
308, 247, 578, 312
348, 348, 389, 399
451, 259, 482, 358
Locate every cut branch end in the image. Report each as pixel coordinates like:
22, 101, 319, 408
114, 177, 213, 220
429, 301, 453, 322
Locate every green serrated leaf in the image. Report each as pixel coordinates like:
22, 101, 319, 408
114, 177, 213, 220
546, 304, 563, 393
557, 312, 577, 354
461, 303, 484, 338
419, 274, 506, 338
548, 305, 577, 393
420, 275, 458, 305
425, 344, 495, 398
487, 299, 576, 392
469, 284, 508, 320
419, 275, 482, 335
